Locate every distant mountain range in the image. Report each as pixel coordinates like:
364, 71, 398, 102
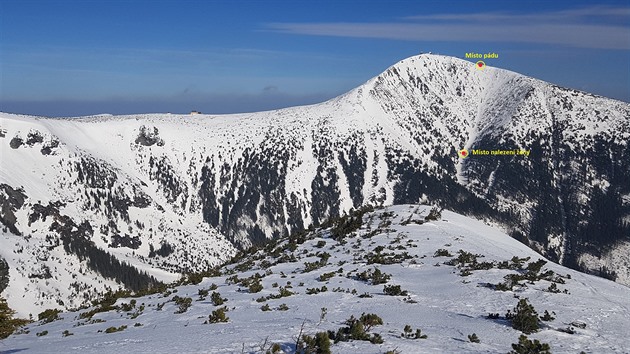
1, 54, 629, 316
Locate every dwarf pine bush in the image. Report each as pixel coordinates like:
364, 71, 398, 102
509, 335, 551, 354
206, 307, 229, 323
210, 292, 227, 306
510, 299, 540, 334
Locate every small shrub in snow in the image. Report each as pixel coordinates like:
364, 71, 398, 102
184, 272, 205, 286
173, 296, 192, 314
383, 284, 408, 296
505, 256, 531, 270
62, 329, 74, 337
327, 313, 384, 344
470, 261, 495, 271
306, 286, 327, 295
198, 288, 209, 300
329, 207, 371, 240
356, 268, 391, 285
118, 299, 136, 312
315, 240, 327, 248
129, 304, 145, 319
249, 280, 263, 293
539, 310, 555, 322
424, 207, 442, 221
38, 308, 61, 324
36, 330, 48, 337
104, 325, 127, 333
509, 335, 551, 354
544, 283, 568, 294
494, 281, 513, 291
366, 251, 412, 265
401, 324, 428, 339
225, 275, 239, 285
433, 248, 452, 257
444, 250, 483, 266
206, 307, 229, 323
468, 333, 480, 343
318, 271, 336, 282
508, 299, 539, 334
358, 313, 383, 331
303, 256, 328, 272
525, 259, 547, 276
267, 343, 282, 354
277, 287, 294, 298
277, 303, 289, 311
298, 331, 331, 354
210, 292, 227, 306
234, 259, 254, 272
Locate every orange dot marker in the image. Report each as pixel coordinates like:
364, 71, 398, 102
475, 61, 485, 70
458, 149, 469, 159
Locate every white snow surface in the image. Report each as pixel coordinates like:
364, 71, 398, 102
1, 53, 629, 321
2, 205, 629, 354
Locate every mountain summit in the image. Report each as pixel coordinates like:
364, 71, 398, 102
1, 54, 629, 315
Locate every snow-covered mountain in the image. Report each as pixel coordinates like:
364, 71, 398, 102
1, 54, 629, 317
2, 205, 629, 353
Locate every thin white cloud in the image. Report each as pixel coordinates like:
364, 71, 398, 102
403, 6, 630, 22
266, 6, 630, 50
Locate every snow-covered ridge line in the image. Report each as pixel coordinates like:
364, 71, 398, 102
1, 54, 629, 319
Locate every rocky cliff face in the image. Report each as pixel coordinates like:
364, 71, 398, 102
1, 54, 628, 315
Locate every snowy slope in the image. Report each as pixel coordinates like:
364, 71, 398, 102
2, 205, 629, 354
1, 54, 629, 318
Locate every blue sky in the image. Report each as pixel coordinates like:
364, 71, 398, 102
1, 0, 629, 116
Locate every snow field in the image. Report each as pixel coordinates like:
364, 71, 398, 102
3, 205, 629, 353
